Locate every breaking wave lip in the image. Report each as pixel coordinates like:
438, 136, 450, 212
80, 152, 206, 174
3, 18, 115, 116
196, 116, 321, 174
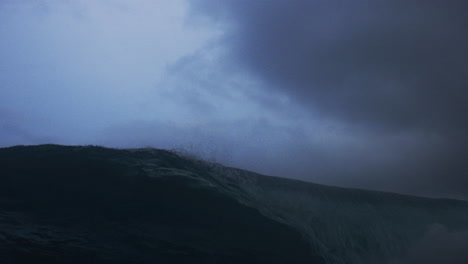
130, 146, 468, 264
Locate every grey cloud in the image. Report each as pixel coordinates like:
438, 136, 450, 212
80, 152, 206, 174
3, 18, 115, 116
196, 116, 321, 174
190, 0, 468, 132
1, 0, 467, 200
187, 0, 468, 199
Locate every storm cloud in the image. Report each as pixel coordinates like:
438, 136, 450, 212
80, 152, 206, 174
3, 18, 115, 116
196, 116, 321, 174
0, 0, 467, 199
190, 0, 468, 132
186, 0, 468, 198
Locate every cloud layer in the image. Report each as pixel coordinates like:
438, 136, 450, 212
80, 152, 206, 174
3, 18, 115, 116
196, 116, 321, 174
0, 0, 467, 199
191, 0, 468, 132
187, 0, 468, 198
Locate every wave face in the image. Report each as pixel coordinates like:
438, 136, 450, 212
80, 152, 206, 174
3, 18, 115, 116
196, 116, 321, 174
1, 145, 467, 263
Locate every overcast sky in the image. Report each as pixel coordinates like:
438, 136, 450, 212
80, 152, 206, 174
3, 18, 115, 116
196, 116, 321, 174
1, 0, 466, 199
